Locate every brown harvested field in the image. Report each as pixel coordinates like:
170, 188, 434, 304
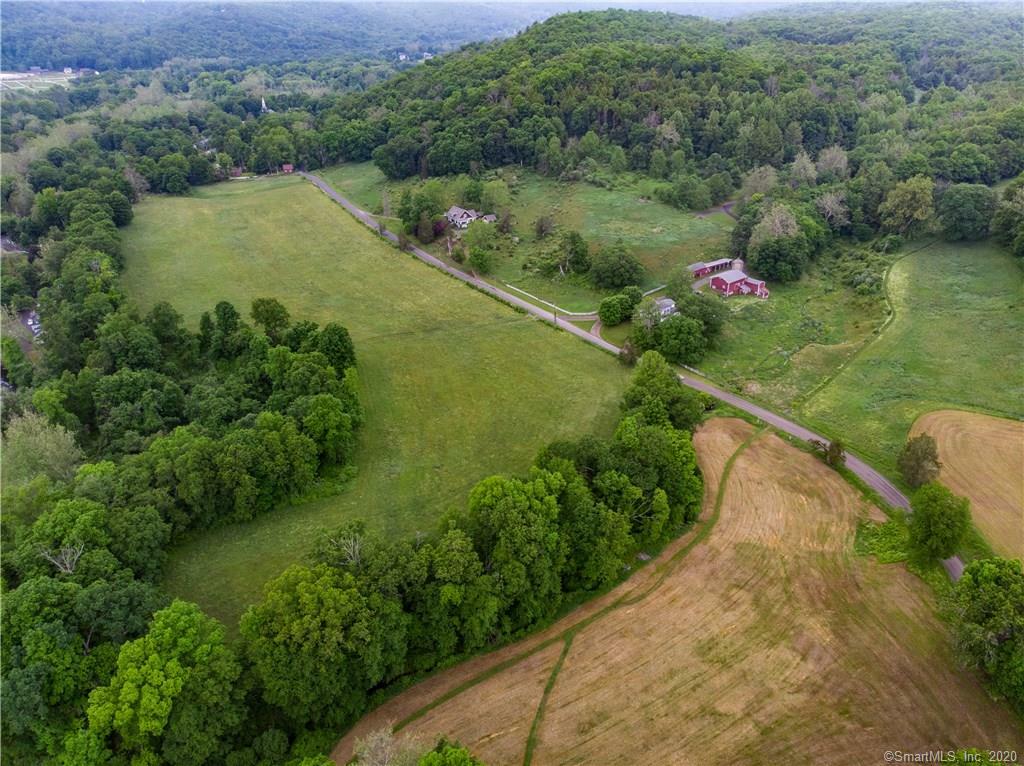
911, 410, 1024, 559
334, 419, 1023, 765
331, 418, 746, 763
404, 642, 564, 764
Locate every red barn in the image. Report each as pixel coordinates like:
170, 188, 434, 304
281, 163, 294, 174
686, 257, 733, 279
710, 269, 770, 299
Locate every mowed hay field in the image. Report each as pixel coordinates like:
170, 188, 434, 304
801, 240, 1024, 474
911, 410, 1024, 559
121, 176, 630, 626
334, 418, 1023, 765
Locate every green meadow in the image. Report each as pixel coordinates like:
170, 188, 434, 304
122, 174, 1023, 626
696, 260, 886, 414
800, 240, 1024, 473
122, 176, 630, 627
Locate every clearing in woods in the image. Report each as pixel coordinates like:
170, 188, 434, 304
333, 418, 1023, 765
911, 410, 1024, 559
120, 175, 630, 627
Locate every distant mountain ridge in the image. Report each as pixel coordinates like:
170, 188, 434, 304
1, 1, 784, 72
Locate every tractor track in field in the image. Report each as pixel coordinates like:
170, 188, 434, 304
332, 424, 763, 763
300, 171, 964, 582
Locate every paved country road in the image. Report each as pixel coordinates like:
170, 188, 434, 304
300, 171, 964, 581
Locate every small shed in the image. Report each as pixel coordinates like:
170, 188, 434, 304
281, 164, 294, 174
687, 257, 733, 279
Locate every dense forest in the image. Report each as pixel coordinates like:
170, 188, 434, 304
346, 3, 1023, 290
0, 2, 567, 71
2, 4, 1023, 764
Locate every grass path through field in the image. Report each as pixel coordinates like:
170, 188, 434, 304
800, 240, 1023, 475
303, 172, 969, 580
123, 176, 631, 627
790, 239, 936, 409
332, 420, 760, 764
519, 422, 760, 766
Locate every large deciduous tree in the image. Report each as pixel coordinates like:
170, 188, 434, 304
250, 297, 291, 342
897, 433, 942, 488
86, 600, 244, 766
458, 472, 567, 636
591, 241, 643, 289
946, 558, 1024, 710
621, 350, 703, 433
241, 564, 407, 727
657, 314, 706, 365
879, 175, 935, 237
789, 150, 816, 187
2, 412, 84, 486
316, 321, 356, 372
992, 186, 1024, 258
908, 483, 970, 560
405, 529, 499, 668
937, 183, 997, 241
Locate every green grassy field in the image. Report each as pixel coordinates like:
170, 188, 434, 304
319, 161, 389, 212
696, 261, 886, 414
319, 163, 734, 312
800, 240, 1024, 473
121, 176, 631, 628
592, 253, 888, 412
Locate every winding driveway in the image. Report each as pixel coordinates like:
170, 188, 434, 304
300, 171, 964, 581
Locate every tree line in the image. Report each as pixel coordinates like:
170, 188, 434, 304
240, 350, 706, 733
5, 5, 1021, 271
1, 137, 367, 763
2, 348, 707, 763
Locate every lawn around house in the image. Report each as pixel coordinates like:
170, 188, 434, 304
319, 163, 734, 312
121, 176, 631, 627
800, 240, 1024, 475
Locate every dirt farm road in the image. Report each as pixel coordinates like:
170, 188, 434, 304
300, 172, 964, 581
